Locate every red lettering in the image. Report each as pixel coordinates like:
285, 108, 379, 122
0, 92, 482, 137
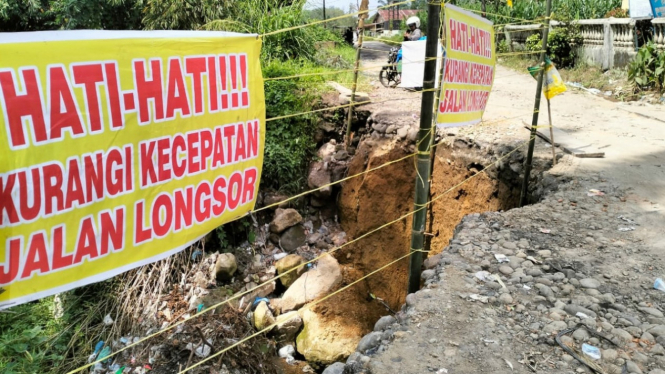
100, 207, 124, 256
17, 169, 41, 221
172, 134, 187, 178
212, 176, 227, 216
134, 201, 152, 244
165, 58, 190, 118
0, 238, 21, 284
0, 68, 47, 148
229, 54, 239, 108
239, 54, 249, 107
74, 216, 98, 264
185, 56, 207, 115
242, 168, 257, 204
174, 187, 193, 231
134, 59, 165, 124
234, 122, 246, 162
43, 163, 64, 216
212, 127, 226, 168
0, 173, 19, 225
200, 129, 213, 170
157, 138, 171, 182
152, 194, 172, 237
72, 63, 105, 133
140, 141, 157, 187
219, 55, 229, 110
21, 231, 50, 279
51, 225, 72, 270
84, 152, 104, 202
104, 62, 124, 129
65, 158, 85, 209
228, 172, 242, 210
187, 132, 201, 174
247, 120, 259, 159
49, 65, 84, 140
106, 148, 124, 196
208, 56, 220, 112
224, 125, 235, 163
194, 182, 211, 222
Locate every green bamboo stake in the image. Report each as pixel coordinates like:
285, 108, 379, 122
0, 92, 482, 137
407, 0, 441, 294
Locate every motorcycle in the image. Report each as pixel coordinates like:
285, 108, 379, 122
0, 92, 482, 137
379, 47, 401, 88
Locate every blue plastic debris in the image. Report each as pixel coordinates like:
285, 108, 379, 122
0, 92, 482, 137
251, 297, 270, 310
197, 303, 204, 313
93, 341, 104, 355
97, 346, 112, 363
191, 249, 203, 261
582, 344, 601, 360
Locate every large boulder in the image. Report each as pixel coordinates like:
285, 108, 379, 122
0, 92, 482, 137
213, 253, 237, 282
269, 208, 302, 234
253, 301, 275, 330
280, 226, 307, 253
275, 254, 306, 287
280, 254, 342, 311
273, 311, 303, 343
296, 308, 359, 366
308, 162, 332, 198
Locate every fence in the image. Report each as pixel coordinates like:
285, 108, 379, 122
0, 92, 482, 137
504, 17, 650, 69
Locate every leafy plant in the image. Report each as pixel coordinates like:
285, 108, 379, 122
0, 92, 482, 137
628, 41, 665, 91
604, 7, 628, 17
497, 39, 510, 54
523, 27, 581, 68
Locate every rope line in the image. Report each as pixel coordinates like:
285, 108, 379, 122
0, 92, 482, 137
497, 50, 546, 57
177, 135, 537, 374
66, 109, 538, 373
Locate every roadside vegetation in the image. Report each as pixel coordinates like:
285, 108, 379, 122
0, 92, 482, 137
0, 0, 363, 372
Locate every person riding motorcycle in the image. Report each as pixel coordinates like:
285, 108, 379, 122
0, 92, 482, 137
404, 16, 422, 41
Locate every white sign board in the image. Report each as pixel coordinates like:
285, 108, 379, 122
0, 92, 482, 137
400, 40, 444, 88
630, 0, 653, 19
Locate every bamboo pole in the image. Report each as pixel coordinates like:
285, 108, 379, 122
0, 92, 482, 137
346, 0, 369, 146
519, 0, 552, 207
407, 0, 441, 294
547, 99, 556, 165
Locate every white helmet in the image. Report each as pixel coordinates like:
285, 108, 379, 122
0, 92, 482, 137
406, 16, 420, 28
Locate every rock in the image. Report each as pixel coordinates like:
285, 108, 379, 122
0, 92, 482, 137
263, 192, 289, 209
322, 362, 346, 374
580, 278, 601, 289
423, 253, 443, 269
611, 328, 634, 343
280, 225, 307, 253
649, 370, 665, 374
641, 331, 656, 344
374, 316, 397, 331
499, 265, 513, 275
357, 332, 382, 353
253, 301, 275, 330
543, 321, 568, 334
498, 293, 513, 304
396, 126, 408, 139
308, 162, 332, 198
649, 325, 665, 337
269, 208, 303, 233
639, 307, 664, 318
275, 254, 306, 287
281, 254, 342, 311
274, 311, 303, 343
296, 308, 359, 366
421, 269, 436, 280
213, 253, 237, 282
603, 349, 618, 362
573, 328, 590, 341
625, 360, 643, 374
317, 142, 336, 160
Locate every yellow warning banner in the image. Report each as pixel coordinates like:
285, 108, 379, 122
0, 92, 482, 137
0, 31, 265, 309
437, 4, 496, 128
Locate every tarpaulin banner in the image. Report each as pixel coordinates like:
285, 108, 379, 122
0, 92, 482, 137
436, 4, 496, 128
0, 31, 266, 309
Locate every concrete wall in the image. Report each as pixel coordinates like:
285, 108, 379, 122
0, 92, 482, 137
504, 18, 639, 69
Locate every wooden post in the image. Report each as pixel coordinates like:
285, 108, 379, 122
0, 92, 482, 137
345, 0, 369, 146
547, 99, 556, 165
519, 0, 552, 207
408, 0, 441, 294
323, 0, 327, 28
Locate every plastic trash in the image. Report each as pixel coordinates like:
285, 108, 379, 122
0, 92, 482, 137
618, 227, 635, 232
103, 314, 114, 326
94, 340, 104, 354
582, 344, 601, 360
114, 366, 125, 374
97, 346, 112, 363
191, 249, 202, 261
576, 312, 590, 319
197, 303, 204, 313
494, 254, 509, 263
655, 278, 665, 292
273, 253, 287, 261
587, 189, 605, 196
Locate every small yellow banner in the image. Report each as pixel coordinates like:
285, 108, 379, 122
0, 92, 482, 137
0, 31, 266, 309
437, 4, 496, 128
